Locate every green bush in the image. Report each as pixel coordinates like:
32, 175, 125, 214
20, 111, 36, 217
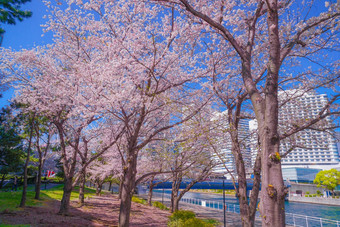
153, 201, 168, 210
168, 210, 218, 227
169, 210, 196, 222
184, 218, 214, 227
202, 219, 220, 226
131, 196, 147, 204
168, 217, 215, 227
336, 196, 339, 199
168, 219, 185, 227
47, 176, 64, 183
306, 191, 310, 195
316, 190, 321, 195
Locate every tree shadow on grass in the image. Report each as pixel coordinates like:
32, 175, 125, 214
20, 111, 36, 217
0, 187, 170, 226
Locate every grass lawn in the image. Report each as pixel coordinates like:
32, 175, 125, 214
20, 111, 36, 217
0, 184, 96, 212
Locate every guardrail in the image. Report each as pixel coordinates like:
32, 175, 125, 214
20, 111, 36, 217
151, 192, 340, 227
286, 213, 340, 227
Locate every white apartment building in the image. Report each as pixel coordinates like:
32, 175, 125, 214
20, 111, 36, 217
211, 111, 252, 178
250, 90, 340, 170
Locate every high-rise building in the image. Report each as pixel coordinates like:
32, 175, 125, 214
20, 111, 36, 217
211, 111, 252, 178
250, 90, 340, 170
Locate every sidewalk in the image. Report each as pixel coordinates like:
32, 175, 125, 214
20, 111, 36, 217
140, 195, 262, 227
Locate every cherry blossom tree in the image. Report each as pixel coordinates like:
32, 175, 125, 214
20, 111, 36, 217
1, 45, 118, 214
76, 128, 123, 204
1, 1, 208, 225
151, 1, 340, 226
135, 144, 172, 206
162, 108, 219, 212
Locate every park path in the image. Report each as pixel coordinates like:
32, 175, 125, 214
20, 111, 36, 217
1, 193, 170, 226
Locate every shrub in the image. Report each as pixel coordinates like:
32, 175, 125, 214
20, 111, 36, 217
316, 190, 321, 195
169, 210, 196, 222
336, 196, 339, 199
47, 176, 64, 183
202, 219, 220, 226
168, 219, 185, 227
306, 191, 310, 195
153, 201, 168, 210
131, 196, 147, 205
168, 217, 215, 227
184, 218, 214, 227
168, 210, 218, 227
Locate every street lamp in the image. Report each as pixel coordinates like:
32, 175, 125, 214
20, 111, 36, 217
0, 32, 4, 47
223, 178, 226, 227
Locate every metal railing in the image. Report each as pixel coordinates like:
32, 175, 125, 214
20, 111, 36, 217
286, 213, 340, 227
152, 192, 340, 227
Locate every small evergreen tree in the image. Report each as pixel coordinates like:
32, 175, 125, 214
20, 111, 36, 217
0, 106, 24, 189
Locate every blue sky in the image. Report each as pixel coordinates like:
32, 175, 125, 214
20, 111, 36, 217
0, 1, 339, 114
1, 0, 53, 107
1, 1, 52, 50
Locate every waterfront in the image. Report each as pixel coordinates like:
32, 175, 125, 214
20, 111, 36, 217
153, 189, 340, 222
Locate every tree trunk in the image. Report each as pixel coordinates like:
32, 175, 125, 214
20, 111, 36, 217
0, 174, 6, 189
233, 142, 254, 227
172, 197, 179, 212
118, 178, 123, 200
118, 151, 137, 227
147, 175, 155, 206
96, 181, 102, 196
147, 183, 154, 206
78, 170, 86, 205
171, 184, 180, 213
58, 176, 73, 215
257, 1, 286, 226
108, 181, 112, 192
35, 160, 43, 199
19, 151, 29, 207
20, 119, 34, 208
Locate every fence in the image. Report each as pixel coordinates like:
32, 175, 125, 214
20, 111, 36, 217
151, 192, 340, 227
285, 213, 340, 227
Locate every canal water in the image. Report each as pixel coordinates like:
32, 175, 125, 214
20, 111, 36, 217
153, 189, 340, 221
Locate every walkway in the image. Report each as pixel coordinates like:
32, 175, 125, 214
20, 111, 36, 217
140, 195, 262, 227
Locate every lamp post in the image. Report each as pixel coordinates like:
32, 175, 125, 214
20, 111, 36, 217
162, 185, 164, 204
223, 179, 226, 227
0, 32, 4, 47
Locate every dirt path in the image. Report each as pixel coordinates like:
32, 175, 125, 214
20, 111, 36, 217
0, 194, 170, 226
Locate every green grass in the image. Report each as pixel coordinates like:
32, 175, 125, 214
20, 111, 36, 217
0, 185, 97, 212
0, 225, 31, 227
190, 189, 236, 195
